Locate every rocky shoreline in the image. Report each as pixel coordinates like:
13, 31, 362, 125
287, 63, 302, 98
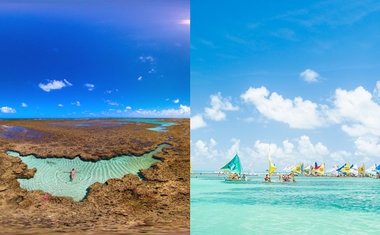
0, 119, 190, 234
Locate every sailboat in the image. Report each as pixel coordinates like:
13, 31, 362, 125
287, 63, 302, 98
314, 163, 325, 176
337, 162, 351, 175
220, 154, 248, 182
291, 163, 302, 175
358, 164, 365, 176
268, 153, 276, 177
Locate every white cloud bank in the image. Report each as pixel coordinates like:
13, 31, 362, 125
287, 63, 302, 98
191, 135, 363, 172
132, 105, 190, 118
39, 79, 72, 92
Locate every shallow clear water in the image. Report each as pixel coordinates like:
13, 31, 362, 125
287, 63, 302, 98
7, 144, 169, 201
191, 174, 380, 234
0, 125, 44, 140
117, 119, 177, 132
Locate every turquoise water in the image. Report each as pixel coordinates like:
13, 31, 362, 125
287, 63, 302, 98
117, 119, 177, 132
191, 174, 380, 234
7, 144, 169, 201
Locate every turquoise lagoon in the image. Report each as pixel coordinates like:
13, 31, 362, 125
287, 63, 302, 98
117, 119, 177, 132
7, 144, 169, 201
191, 174, 380, 234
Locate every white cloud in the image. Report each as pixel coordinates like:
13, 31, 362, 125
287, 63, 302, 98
105, 89, 118, 94
173, 99, 179, 104
58, 104, 63, 107
241, 86, 326, 129
139, 56, 154, 63
193, 138, 219, 160
204, 92, 239, 121
191, 114, 207, 130
125, 106, 132, 110
354, 136, 380, 157
84, 83, 95, 91
330, 151, 351, 164
71, 101, 80, 106
300, 69, 319, 83
297, 135, 329, 156
106, 100, 119, 106
21, 102, 27, 107
328, 86, 380, 137
1, 106, 16, 113
39, 79, 72, 92
373, 81, 380, 99
148, 68, 156, 74
137, 76, 142, 81
63, 79, 72, 86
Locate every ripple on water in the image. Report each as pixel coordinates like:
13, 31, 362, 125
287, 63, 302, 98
7, 144, 169, 201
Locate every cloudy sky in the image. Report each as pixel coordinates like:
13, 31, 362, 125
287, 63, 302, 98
0, 0, 189, 118
191, 0, 380, 172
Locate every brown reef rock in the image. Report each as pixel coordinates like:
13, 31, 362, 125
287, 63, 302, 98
0, 118, 189, 234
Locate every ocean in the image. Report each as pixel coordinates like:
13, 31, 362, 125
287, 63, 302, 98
191, 173, 380, 234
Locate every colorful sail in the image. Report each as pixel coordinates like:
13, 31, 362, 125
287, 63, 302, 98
315, 163, 325, 175
304, 165, 312, 175
220, 154, 242, 175
292, 163, 301, 174
339, 162, 351, 175
268, 153, 276, 176
358, 164, 365, 175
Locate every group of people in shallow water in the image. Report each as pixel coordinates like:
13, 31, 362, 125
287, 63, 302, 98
264, 172, 295, 183
229, 173, 248, 181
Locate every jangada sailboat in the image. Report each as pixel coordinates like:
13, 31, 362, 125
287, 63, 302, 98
220, 154, 248, 181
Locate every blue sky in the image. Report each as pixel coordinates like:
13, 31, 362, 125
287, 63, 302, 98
191, 0, 380, 172
0, 0, 189, 118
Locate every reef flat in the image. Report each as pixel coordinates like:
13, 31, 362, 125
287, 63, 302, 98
0, 118, 189, 234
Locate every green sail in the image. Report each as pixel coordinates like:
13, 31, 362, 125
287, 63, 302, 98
221, 154, 242, 174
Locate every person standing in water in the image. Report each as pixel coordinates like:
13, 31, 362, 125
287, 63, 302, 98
71, 168, 76, 180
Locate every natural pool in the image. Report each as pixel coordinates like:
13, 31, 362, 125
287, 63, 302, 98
7, 144, 169, 201
117, 119, 177, 132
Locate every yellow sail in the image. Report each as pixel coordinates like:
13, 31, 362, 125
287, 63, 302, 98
315, 163, 325, 175
340, 162, 350, 175
358, 164, 365, 175
292, 163, 301, 174
268, 152, 276, 176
